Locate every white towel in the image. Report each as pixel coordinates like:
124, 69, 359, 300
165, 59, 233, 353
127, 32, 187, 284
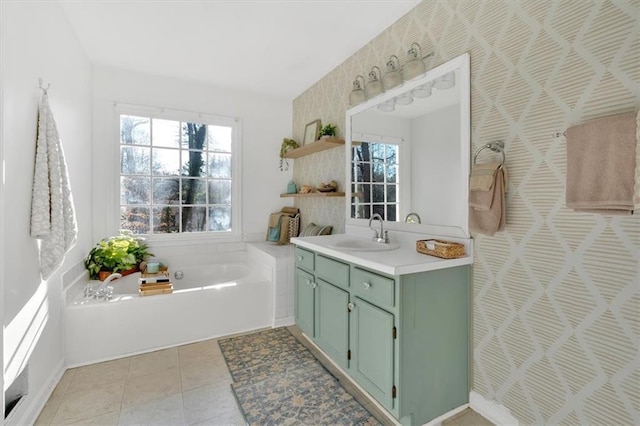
30, 92, 78, 279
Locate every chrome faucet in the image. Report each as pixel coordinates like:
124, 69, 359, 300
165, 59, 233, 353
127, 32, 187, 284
368, 213, 389, 243
404, 212, 422, 224
94, 273, 122, 300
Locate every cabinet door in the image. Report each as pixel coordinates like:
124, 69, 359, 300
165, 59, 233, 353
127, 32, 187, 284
315, 279, 349, 368
350, 297, 395, 410
295, 268, 315, 337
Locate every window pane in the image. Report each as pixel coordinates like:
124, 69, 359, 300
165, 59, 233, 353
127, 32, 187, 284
387, 184, 397, 202
121, 146, 150, 175
121, 206, 150, 234
387, 165, 397, 183
121, 177, 150, 204
386, 204, 397, 222
182, 179, 207, 205
153, 206, 179, 233
153, 178, 179, 205
183, 206, 207, 232
182, 123, 208, 150
207, 125, 232, 152
386, 144, 398, 163
120, 116, 150, 145
372, 184, 385, 202
152, 119, 180, 148
208, 153, 231, 178
372, 163, 384, 183
372, 204, 384, 218
209, 180, 231, 205
152, 148, 180, 176
354, 162, 370, 183
372, 143, 385, 162
209, 206, 231, 232
358, 184, 371, 203
181, 150, 206, 177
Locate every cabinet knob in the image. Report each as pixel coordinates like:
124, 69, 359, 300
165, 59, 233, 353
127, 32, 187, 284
297, 256, 303, 261
312, 282, 317, 289
362, 282, 371, 290
348, 302, 355, 311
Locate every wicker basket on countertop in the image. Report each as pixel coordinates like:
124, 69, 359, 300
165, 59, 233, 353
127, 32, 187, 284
416, 239, 466, 259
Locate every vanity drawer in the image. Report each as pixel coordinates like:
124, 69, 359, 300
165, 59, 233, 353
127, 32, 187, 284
295, 247, 315, 272
316, 255, 349, 290
352, 268, 395, 308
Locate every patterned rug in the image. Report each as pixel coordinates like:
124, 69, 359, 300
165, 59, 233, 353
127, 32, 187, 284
219, 327, 380, 425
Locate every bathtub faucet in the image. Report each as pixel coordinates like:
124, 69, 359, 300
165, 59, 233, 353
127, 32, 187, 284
94, 273, 122, 300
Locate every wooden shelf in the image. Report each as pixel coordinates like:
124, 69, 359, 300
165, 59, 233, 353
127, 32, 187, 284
280, 192, 345, 198
282, 137, 345, 159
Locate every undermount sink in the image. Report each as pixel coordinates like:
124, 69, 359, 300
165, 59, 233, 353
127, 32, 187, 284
329, 239, 400, 252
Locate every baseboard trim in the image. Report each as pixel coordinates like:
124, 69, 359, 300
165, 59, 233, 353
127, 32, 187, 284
469, 391, 519, 426
7, 360, 65, 426
272, 316, 295, 328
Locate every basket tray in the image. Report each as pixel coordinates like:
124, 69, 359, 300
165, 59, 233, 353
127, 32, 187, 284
416, 239, 465, 259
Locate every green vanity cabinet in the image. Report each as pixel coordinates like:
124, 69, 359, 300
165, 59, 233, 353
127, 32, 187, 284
294, 245, 470, 426
315, 279, 349, 368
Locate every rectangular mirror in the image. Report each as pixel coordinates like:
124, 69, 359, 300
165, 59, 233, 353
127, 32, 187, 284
345, 53, 470, 238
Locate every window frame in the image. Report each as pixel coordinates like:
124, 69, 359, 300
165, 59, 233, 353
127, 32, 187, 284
112, 104, 242, 244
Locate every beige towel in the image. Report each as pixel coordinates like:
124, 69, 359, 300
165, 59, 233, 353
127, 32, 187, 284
469, 161, 501, 191
566, 112, 636, 215
470, 166, 508, 210
469, 167, 506, 236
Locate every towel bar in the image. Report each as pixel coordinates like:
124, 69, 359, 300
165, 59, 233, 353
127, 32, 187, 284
473, 141, 505, 166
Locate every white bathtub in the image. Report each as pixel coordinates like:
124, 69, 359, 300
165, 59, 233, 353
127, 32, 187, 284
64, 251, 273, 366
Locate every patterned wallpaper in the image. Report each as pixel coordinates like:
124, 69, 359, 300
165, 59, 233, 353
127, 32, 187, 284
292, 0, 639, 424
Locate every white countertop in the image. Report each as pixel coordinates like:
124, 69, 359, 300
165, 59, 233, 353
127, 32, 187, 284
291, 233, 473, 276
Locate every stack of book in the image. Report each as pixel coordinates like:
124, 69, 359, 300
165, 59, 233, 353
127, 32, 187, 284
138, 271, 173, 296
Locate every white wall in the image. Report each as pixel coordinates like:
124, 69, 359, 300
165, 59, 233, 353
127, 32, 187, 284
91, 66, 293, 247
1, 1, 93, 424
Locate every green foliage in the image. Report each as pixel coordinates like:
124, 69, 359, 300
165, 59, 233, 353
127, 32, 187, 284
279, 138, 299, 171
84, 230, 153, 279
319, 124, 337, 137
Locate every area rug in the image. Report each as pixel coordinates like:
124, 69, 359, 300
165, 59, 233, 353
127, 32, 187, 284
219, 327, 380, 425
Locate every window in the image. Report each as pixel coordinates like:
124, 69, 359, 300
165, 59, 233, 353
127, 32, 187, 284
351, 141, 399, 221
119, 113, 237, 235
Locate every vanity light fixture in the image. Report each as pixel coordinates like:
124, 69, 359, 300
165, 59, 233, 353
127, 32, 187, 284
349, 75, 366, 107
377, 99, 395, 112
433, 71, 456, 89
364, 66, 384, 100
395, 93, 414, 105
402, 42, 427, 81
411, 81, 433, 98
382, 55, 403, 91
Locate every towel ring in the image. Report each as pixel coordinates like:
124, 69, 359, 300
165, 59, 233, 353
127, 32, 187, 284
473, 141, 505, 166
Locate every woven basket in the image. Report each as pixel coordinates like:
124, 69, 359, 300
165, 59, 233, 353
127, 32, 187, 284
416, 239, 465, 259
287, 213, 300, 242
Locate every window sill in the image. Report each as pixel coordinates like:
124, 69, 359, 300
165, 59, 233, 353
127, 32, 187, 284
141, 233, 243, 248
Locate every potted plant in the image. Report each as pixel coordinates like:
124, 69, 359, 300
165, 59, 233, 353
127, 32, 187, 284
84, 230, 153, 280
319, 124, 337, 139
279, 138, 299, 171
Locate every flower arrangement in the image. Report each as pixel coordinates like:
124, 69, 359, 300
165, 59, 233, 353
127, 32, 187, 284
84, 230, 153, 280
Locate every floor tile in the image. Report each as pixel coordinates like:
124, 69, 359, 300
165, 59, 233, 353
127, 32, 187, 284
122, 366, 182, 408
180, 358, 231, 391
63, 410, 120, 425
129, 348, 179, 377
118, 393, 185, 426
51, 380, 125, 425
178, 340, 220, 364
34, 369, 79, 425
455, 410, 494, 426
190, 411, 245, 426
67, 358, 131, 394
182, 380, 238, 425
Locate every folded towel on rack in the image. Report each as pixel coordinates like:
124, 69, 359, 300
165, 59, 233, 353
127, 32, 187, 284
469, 162, 501, 191
566, 112, 636, 215
470, 165, 508, 210
469, 166, 507, 236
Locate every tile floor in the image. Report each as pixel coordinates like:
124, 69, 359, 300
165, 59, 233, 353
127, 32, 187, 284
36, 328, 493, 426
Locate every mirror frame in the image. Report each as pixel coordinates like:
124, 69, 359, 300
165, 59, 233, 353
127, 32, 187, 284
345, 53, 470, 238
